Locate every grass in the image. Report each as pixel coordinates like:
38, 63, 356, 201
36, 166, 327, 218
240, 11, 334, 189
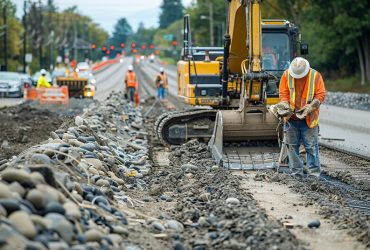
325, 76, 370, 94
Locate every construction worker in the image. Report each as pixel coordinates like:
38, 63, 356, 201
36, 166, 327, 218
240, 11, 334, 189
276, 57, 326, 178
124, 65, 138, 102
36, 69, 51, 88
155, 67, 168, 100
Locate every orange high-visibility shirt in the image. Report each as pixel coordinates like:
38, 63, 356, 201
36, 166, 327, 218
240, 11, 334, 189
125, 72, 138, 89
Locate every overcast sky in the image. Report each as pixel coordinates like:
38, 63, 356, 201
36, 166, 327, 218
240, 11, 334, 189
13, 0, 194, 34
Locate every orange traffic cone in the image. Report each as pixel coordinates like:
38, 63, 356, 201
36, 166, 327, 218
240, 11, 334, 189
134, 92, 140, 107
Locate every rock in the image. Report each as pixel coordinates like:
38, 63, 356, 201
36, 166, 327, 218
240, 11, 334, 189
199, 192, 211, 202
181, 163, 198, 172
211, 165, 220, 171
30, 154, 51, 165
50, 131, 61, 140
8, 211, 37, 239
0, 198, 21, 214
68, 139, 84, 147
45, 201, 65, 215
63, 133, 76, 140
63, 202, 81, 219
0, 182, 13, 199
31, 214, 50, 229
112, 225, 129, 236
26, 189, 45, 210
84, 158, 103, 170
26, 241, 48, 250
1, 169, 30, 183
50, 219, 74, 243
107, 234, 124, 245
8, 181, 26, 197
81, 143, 96, 152
95, 178, 110, 187
0, 224, 29, 249
48, 241, 69, 250
30, 172, 46, 184
308, 219, 321, 228
151, 221, 166, 232
36, 184, 60, 204
84, 228, 103, 242
88, 167, 99, 175
75, 116, 84, 126
166, 220, 184, 232
174, 241, 186, 250
0, 204, 7, 217
226, 197, 240, 205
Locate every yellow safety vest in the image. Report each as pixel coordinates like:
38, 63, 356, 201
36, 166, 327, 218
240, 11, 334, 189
287, 69, 319, 128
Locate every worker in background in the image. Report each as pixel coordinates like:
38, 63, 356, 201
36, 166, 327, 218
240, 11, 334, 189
275, 57, 326, 178
124, 65, 138, 102
155, 67, 168, 100
36, 69, 51, 88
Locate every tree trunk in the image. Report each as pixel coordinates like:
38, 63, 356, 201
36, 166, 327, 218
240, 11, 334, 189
357, 40, 366, 86
361, 34, 370, 83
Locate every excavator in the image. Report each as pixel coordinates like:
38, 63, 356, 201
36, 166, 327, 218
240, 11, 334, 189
156, 0, 307, 169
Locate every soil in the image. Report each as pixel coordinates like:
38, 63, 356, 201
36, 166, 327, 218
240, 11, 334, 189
0, 103, 66, 160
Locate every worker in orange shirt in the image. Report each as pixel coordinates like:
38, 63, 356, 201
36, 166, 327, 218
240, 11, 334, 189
155, 67, 168, 100
124, 65, 138, 102
275, 57, 326, 178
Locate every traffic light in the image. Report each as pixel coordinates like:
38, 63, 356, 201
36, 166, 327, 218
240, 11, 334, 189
106, 50, 111, 55
131, 42, 136, 48
141, 44, 146, 50
120, 42, 125, 48
102, 46, 107, 52
91, 43, 97, 49
149, 44, 155, 49
110, 45, 115, 50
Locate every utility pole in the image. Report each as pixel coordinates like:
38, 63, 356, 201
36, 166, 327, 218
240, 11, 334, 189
2, 0, 8, 71
209, 1, 214, 46
23, 0, 27, 73
48, 0, 52, 70
38, 0, 42, 69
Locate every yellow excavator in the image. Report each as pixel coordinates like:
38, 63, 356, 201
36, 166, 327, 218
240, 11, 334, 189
156, 0, 307, 169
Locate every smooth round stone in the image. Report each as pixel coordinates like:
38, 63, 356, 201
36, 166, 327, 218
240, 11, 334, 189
45, 201, 65, 215
50, 131, 61, 140
80, 143, 96, 152
48, 241, 69, 250
95, 179, 110, 187
199, 192, 211, 202
9, 211, 37, 239
166, 220, 184, 232
112, 225, 129, 236
26, 189, 45, 210
30, 154, 51, 165
308, 219, 321, 228
226, 197, 240, 205
51, 219, 74, 243
88, 167, 99, 175
0, 182, 13, 199
75, 116, 84, 126
30, 172, 46, 184
107, 234, 124, 245
0, 204, 7, 217
1, 169, 30, 183
63, 202, 81, 219
84, 228, 103, 242
151, 221, 165, 232
62, 133, 76, 140
71, 193, 83, 203
0, 198, 21, 214
36, 184, 59, 204
68, 139, 84, 147
84, 158, 103, 170
174, 242, 186, 250
31, 214, 50, 229
8, 182, 26, 197
26, 241, 48, 250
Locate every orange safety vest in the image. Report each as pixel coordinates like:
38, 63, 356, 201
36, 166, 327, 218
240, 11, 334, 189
126, 72, 138, 88
156, 73, 168, 88
287, 69, 319, 128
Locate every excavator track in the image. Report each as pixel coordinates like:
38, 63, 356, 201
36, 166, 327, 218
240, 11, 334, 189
156, 109, 218, 145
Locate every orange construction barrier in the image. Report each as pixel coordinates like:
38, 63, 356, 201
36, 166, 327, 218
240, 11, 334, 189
38, 86, 69, 105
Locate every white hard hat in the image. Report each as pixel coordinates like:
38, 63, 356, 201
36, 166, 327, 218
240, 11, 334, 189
289, 57, 310, 79
128, 65, 133, 71
40, 69, 47, 75
159, 67, 164, 73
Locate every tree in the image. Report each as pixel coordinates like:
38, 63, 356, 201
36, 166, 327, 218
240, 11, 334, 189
110, 18, 133, 46
159, 0, 184, 29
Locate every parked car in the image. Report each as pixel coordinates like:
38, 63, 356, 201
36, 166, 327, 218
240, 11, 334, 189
0, 72, 28, 97
32, 71, 52, 85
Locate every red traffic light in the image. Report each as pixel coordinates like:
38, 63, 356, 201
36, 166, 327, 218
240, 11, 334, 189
110, 45, 115, 50
91, 43, 97, 49
141, 44, 146, 50
149, 44, 155, 49
106, 50, 111, 55
102, 46, 107, 52
131, 42, 136, 48
120, 42, 125, 48
172, 40, 177, 47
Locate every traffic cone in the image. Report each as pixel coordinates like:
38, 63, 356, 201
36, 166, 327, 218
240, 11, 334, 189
134, 92, 140, 107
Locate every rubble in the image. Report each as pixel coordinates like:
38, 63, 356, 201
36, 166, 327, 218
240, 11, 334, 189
326, 91, 370, 111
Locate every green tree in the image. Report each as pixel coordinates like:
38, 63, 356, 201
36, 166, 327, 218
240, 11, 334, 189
159, 0, 184, 29
110, 18, 133, 46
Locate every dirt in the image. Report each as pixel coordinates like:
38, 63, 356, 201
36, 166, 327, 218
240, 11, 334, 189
0, 103, 66, 160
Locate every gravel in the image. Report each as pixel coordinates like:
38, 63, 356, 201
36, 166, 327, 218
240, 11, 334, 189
325, 91, 370, 111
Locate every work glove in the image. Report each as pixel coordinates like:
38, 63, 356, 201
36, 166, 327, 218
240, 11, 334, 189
295, 99, 321, 119
268, 101, 292, 119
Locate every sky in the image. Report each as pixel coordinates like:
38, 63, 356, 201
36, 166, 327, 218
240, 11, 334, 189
13, 0, 194, 34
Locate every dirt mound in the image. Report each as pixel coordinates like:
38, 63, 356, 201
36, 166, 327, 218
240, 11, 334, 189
0, 104, 65, 160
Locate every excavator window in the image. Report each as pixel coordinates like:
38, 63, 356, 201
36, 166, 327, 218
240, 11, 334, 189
262, 33, 291, 71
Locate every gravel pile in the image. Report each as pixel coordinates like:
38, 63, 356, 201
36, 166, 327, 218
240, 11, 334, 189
325, 91, 370, 111
0, 92, 151, 249
146, 139, 303, 249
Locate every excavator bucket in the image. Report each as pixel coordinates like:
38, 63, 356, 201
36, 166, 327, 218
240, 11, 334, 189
209, 107, 281, 170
